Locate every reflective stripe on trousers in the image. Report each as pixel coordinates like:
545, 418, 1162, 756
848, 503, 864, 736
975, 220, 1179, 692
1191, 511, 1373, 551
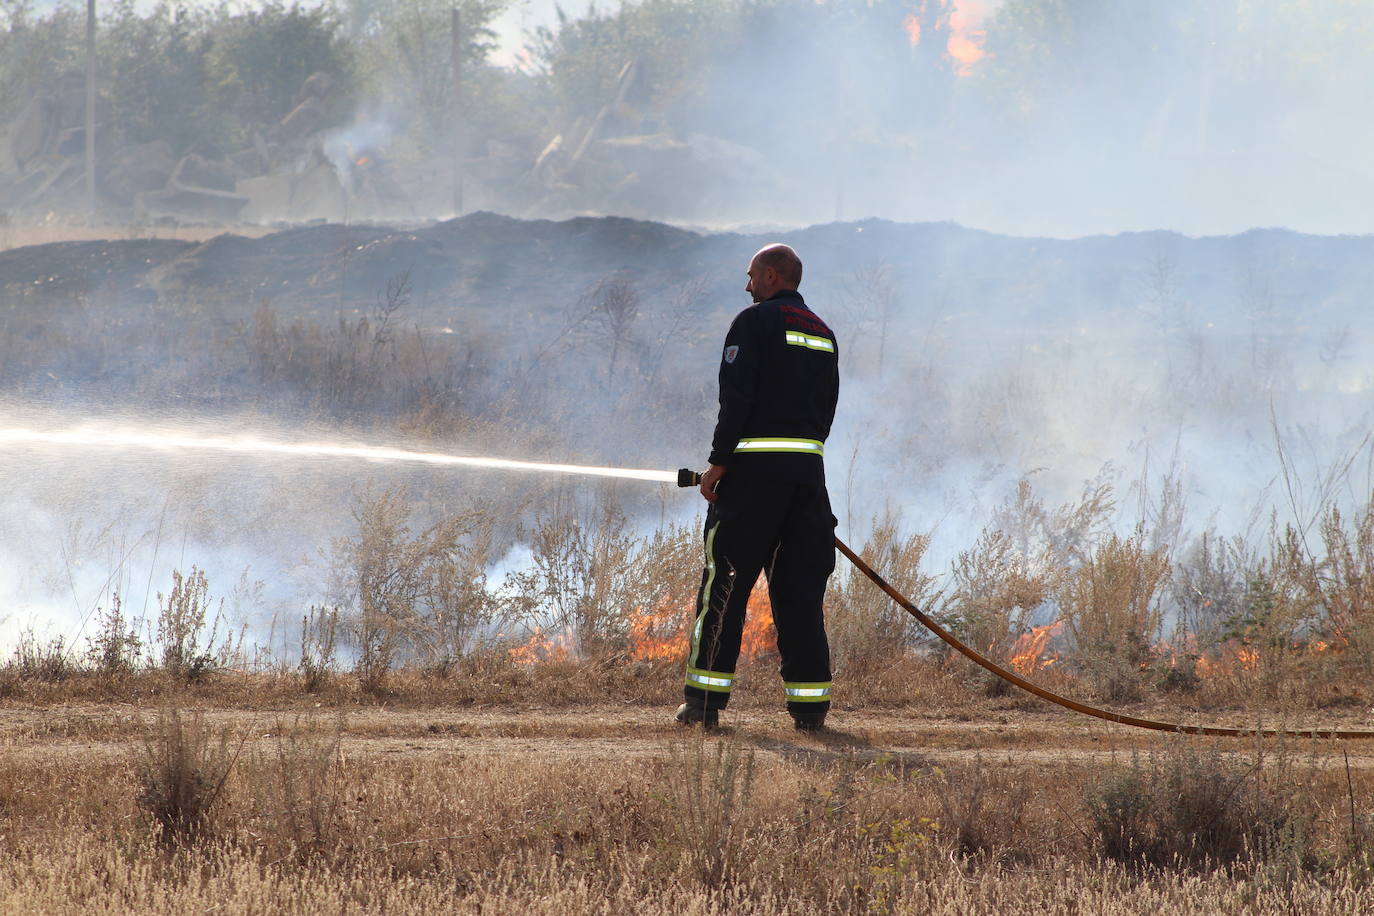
782, 681, 832, 702
687, 521, 720, 670
685, 667, 735, 693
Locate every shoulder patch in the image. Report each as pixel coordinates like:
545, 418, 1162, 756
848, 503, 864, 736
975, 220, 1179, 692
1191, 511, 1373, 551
723, 345, 740, 364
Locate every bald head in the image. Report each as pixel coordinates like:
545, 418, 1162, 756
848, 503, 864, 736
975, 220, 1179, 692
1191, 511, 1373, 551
745, 244, 803, 303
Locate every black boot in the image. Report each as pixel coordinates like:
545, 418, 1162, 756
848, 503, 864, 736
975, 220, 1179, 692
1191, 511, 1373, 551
675, 703, 719, 729
792, 711, 826, 732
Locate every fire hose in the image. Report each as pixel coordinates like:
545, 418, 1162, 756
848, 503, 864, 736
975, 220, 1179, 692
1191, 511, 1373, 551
676, 469, 1374, 740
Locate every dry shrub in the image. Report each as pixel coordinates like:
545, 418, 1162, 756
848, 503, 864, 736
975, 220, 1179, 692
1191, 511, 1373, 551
299, 605, 340, 693
941, 477, 1108, 694
943, 528, 1063, 697
156, 567, 240, 683
1288, 502, 1374, 674
83, 591, 144, 676
246, 714, 348, 864
9, 629, 71, 683
134, 706, 243, 846
1088, 739, 1314, 873
334, 487, 503, 692
508, 490, 640, 657
989, 475, 1115, 576
825, 513, 938, 678
668, 734, 757, 884
934, 758, 1037, 865
1209, 530, 1329, 708
1059, 530, 1170, 702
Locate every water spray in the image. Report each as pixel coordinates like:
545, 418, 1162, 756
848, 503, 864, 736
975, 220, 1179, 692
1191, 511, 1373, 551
676, 468, 1374, 740
6, 420, 1369, 739
0, 425, 676, 484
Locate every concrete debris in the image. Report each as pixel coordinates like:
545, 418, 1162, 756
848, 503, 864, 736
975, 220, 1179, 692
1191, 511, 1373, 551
0, 60, 778, 224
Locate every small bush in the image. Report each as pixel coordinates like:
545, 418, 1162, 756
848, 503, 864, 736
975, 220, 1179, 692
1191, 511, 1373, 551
134, 707, 242, 846
511, 492, 640, 657
1088, 740, 1311, 872
10, 629, 71, 682
1059, 530, 1170, 702
250, 714, 347, 864
825, 514, 938, 677
934, 758, 1035, 864
84, 591, 143, 675
334, 487, 503, 689
299, 605, 339, 693
156, 567, 234, 683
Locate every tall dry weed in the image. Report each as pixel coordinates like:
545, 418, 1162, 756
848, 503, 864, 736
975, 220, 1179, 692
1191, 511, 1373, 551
1169, 531, 1257, 656
84, 590, 144, 675
1059, 530, 1170, 702
9, 629, 71, 683
155, 567, 239, 682
249, 714, 348, 863
334, 487, 504, 689
1291, 502, 1374, 673
943, 528, 1061, 677
669, 734, 757, 884
299, 605, 340, 692
825, 513, 938, 677
510, 491, 640, 656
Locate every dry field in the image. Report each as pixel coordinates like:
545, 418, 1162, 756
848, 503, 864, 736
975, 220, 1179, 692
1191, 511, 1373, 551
1, 659, 1373, 914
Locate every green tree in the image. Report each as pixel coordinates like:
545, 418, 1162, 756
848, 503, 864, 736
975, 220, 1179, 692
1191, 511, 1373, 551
205, 2, 356, 140
348, 0, 508, 154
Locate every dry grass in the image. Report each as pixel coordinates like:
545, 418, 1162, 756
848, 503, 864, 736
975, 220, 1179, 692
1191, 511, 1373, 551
0, 698, 1369, 913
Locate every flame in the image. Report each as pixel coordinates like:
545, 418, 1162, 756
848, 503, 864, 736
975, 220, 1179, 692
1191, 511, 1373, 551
628, 596, 687, 661
901, 1, 987, 76
946, 0, 987, 74
627, 581, 776, 663
356, 156, 371, 167
508, 626, 571, 666
1008, 620, 1063, 675
901, 13, 921, 45
1193, 642, 1260, 679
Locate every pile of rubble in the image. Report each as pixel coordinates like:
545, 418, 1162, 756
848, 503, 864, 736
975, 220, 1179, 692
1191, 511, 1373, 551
0, 72, 388, 224
0, 61, 780, 226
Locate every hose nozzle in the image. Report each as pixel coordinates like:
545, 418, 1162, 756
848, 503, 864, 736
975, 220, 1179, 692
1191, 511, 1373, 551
676, 468, 701, 488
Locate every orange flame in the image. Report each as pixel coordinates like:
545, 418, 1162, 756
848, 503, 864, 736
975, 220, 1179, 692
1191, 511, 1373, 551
1193, 642, 1260, 679
508, 582, 778, 666
627, 581, 776, 663
507, 626, 571, 666
1008, 620, 1063, 675
901, 13, 922, 45
946, 0, 987, 74
901, 1, 987, 76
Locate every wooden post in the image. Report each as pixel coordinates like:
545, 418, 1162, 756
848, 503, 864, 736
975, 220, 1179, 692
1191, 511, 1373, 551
85, 0, 96, 221
450, 8, 464, 216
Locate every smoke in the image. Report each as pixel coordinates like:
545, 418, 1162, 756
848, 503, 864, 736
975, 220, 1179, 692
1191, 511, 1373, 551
461, 0, 1374, 236
322, 105, 406, 191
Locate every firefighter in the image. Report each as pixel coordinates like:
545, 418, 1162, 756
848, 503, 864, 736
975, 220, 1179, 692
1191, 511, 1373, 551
676, 243, 839, 731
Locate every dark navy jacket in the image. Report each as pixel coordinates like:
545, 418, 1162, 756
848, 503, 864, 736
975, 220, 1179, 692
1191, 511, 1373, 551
708, 289, 840, 484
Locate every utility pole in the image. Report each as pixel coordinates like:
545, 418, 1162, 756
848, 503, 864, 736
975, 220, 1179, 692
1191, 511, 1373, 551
450, 8, 464, 217
85, 0, 96, 221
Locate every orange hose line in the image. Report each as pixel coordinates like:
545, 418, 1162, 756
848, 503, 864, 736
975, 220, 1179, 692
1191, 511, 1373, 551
835, 537, 1374, 741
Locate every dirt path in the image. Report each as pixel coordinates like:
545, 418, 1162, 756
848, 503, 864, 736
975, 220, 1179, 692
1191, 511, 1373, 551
5, 702, 1374, 772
